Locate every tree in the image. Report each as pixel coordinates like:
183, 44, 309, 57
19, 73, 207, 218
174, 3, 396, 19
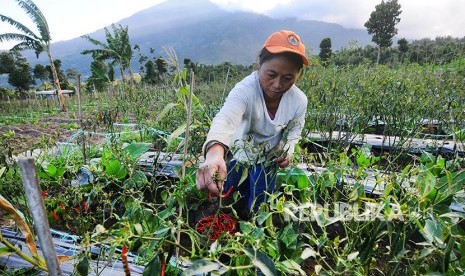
45, 59, 71, 90
86, 59, 110, 92
364, 0, 402, 64
81, 24, 134, 86
155, 57, 167, 81
0, 0, 67, 110
143, 60, 158, 85
66, 67, 79, 81
1, 51, 35, 94
318, 37, 332, 66
0, 52, 15, 74
397, 38, 409, 62
9, 60, 34, 94
33, 64, 49, 88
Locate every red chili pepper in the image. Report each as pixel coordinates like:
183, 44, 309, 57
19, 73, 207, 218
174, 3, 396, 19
195, 213, 237, 240
59, 201, 65, 210
51, 211, 59, 221
42, 190, 47, 198
208, 186, 234, 199
121, 246, 131, 276
83, 200, 89, 213
160, 254, 166, 276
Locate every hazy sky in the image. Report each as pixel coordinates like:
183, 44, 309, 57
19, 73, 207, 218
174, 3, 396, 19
1, 0, 464, 50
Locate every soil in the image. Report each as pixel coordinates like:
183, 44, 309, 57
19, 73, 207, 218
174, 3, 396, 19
0, 112, 81, 156
0, 111, 133, 158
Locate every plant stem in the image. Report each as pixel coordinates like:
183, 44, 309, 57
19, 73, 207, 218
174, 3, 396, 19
0, 233, 47, 271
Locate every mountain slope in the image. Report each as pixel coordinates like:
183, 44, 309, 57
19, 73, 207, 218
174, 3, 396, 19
20, 0, 372, 77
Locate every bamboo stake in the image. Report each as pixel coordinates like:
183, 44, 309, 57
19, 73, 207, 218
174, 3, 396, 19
222, 66, 230, 100
176, 69, 194, 261
77, 74, 86, 164
18, 158, 63, 276
77, 74, 82, 120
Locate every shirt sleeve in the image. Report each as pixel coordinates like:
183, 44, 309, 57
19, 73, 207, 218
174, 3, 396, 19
202, 82, 249, 157
281, 91, 308, 156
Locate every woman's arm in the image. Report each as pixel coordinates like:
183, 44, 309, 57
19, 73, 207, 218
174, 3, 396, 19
196, 143, 227, 196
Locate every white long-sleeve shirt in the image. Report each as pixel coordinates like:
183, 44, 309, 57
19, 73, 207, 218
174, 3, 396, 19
204, 71, 308, 163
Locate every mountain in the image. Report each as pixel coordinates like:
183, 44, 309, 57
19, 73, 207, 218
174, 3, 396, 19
20, 0, 373, 77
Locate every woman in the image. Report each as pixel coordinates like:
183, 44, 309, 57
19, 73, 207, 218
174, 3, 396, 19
196, 30, 308, 215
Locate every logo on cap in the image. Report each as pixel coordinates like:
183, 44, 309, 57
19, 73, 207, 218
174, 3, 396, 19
288, 35, 299, 46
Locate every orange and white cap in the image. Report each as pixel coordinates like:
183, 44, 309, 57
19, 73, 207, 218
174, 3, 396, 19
263, 30, 309, 66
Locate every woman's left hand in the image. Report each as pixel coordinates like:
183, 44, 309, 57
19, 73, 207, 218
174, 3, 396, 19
276, 154, 290, 168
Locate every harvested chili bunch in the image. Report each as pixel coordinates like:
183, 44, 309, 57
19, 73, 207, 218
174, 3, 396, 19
195, 213, 237, 241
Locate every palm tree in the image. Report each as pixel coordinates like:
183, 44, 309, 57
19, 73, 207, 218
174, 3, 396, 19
0, 0, 67, 111
82, 24, 134, 87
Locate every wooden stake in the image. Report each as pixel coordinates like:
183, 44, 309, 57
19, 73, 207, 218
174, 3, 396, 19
77, 74, 86, 164
176, 70, 194, 261
18, 158, 63, 276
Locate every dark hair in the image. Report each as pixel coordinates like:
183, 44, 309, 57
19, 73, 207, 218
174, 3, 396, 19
258, 48, 304, 71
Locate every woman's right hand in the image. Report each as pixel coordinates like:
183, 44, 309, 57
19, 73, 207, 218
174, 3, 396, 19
196, 144, 227, 196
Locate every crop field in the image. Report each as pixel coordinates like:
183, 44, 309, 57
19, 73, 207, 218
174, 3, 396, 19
1, 60, 465, 275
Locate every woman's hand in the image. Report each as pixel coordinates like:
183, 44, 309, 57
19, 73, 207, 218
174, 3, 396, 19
196, 144, 227, 196
276, 154, 290, 168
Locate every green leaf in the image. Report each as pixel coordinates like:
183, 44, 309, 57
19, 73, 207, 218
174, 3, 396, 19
46, 163, 57, 177
0, 166, 6, 178
238, 167, 249, 186
301, 247, 317, 260
134, 223, 143, 235
115, 167, 128, 180
123, 142, 152, 159
243, 248, 277, 276
239, 222, 252, 234
132, 170, 148, 187
419, 152, 435, 165
143, 255, 161, 276
168, 123, 186, 143
347, 251, 359, 261
56, 167, 66, 178
105, 159, 121, 175
76, 254, 89, 276
280, 225, 297, 248
277, 259, 305, 275
154, 226, 170, 237
90, 63, 110, 82
0, 247, 14, 257
155, 103, 179, 124
183, 260, 218, 276
256, 212, 272, 226
422, 219, 444, 245
297, 174, 309, 189
418, 248, 434, 259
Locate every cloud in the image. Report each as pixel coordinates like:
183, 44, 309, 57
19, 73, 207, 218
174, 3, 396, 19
249, 0, 465, 40
211, 0, 293, 13
2, 0, 464, 52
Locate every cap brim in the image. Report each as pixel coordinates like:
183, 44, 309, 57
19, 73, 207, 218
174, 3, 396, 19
266, 45, 309, 66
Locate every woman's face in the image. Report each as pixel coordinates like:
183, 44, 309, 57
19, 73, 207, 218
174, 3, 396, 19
258, 55, 299, 101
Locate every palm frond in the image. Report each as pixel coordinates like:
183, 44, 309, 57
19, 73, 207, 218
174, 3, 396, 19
82, 34, 108, 48
81, 48, 120, 60
0, 14, 39, 39
10, 40, 39, 52
0, 32, 38, 44
15, 0, 50, 42
90, 63, 110, 82
11, 38, 44, 58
